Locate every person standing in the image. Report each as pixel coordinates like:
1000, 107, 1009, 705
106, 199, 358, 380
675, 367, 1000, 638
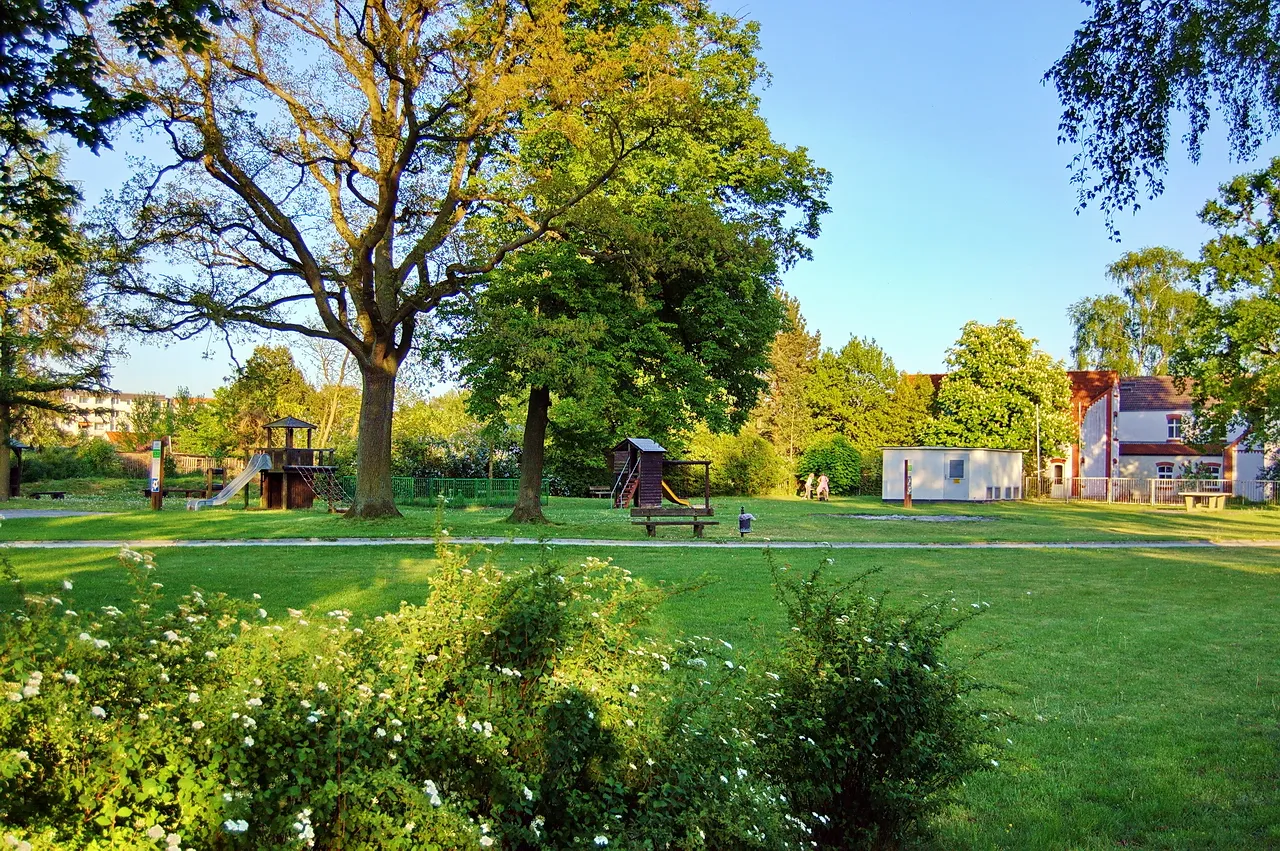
803, 472, 815, 500
816, 473, 830, 502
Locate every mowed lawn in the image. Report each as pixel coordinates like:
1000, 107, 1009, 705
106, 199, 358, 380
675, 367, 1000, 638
4, 541, 1278, 849
4, 493, 1280, 543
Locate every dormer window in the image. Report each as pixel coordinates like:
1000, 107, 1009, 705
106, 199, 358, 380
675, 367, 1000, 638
1167, 415, 1183, 441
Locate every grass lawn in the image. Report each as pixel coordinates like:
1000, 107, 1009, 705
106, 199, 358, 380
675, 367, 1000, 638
4, 541, 1277, 849
4, 492, 1280, 543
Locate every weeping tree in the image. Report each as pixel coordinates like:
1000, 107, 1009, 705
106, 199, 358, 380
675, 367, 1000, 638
94, 0, 764, 518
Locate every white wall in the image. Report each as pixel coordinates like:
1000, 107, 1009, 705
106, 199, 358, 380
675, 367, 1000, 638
1117, 410, 1185, 443
1080, 395, 1109, 476
1113, 455, 1222, 479
882, 448, 1024, 501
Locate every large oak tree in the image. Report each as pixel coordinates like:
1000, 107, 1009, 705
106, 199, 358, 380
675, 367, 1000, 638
95, 0, 765, 517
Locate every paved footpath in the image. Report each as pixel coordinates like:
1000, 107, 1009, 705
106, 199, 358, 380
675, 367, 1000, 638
5, 537, 1280, 550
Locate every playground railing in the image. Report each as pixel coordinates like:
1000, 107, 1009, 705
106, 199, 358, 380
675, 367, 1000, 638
337, 477, 548, 508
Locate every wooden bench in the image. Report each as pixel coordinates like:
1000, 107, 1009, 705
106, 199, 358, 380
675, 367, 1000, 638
140, 488, 211, 498
631, 519, 720, 538
1182, 491, 1227, 511
630, 507, 718, 538
28, 491, 67, 499
587, 486, 613, 498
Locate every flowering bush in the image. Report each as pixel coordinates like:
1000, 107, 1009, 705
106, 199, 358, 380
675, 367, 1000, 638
754, 553, 999, 849
0, 545, 994, 849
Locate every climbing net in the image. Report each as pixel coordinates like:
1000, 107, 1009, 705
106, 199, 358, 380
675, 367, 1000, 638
293, 466, 352, 513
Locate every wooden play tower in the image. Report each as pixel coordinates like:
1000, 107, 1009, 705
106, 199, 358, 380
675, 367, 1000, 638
256, 417, 337, 510
610, 438, 711, 511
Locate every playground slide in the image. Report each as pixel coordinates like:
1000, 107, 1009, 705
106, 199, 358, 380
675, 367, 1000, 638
661, 480, 691, 507
187, 454, 272, 510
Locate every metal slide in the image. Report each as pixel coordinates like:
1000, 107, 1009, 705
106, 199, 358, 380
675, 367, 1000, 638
187, 454, 272, 510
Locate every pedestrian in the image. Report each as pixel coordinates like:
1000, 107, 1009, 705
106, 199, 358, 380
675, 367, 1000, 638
737, 506, 755, 537
816, 472, 830, 502
803, 472, 815, 500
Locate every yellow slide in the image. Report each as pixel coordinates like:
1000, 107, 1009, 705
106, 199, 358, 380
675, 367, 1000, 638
661, 480, 691, 507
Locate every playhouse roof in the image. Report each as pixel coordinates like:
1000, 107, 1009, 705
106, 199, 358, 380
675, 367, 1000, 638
264, 416, 318, 430
614, 437, 666, 453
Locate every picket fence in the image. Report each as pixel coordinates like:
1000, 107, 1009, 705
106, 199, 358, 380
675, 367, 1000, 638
1024, 476, 1278, 506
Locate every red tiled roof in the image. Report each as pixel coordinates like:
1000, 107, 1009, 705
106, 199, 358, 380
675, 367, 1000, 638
1119, 376, 1193, 411
1120, 442, 1223, 457
1067, 370, 1118, 405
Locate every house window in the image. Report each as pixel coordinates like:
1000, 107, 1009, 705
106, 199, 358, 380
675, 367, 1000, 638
986, 486, 994, 500
1013, 487, 1021, 499
1167, 415, 1183, 441
1004, 486, 1012, 500
948, 459, 965, 479
1156, 463, 1174, 479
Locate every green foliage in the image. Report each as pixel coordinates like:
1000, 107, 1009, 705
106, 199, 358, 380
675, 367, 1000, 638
794, 435, 862, 496
0, 0, 224, 247
758, 555, 997, 849
1047, 0, 1280, 228
391, 391, 519, 481
683, 426, 786, 496
752, 294, 821, 462
1069, 247, 1203, 375
1171, 157, 1280, 445
923, 320, 1073, 459
20, 438, 123, 481
0, 539, 992, 849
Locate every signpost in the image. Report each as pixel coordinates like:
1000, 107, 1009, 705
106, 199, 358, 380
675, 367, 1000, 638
149, 439, 165, 511
903, 459, 913, 509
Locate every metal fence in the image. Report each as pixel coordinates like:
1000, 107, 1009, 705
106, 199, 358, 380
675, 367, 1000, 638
337, 477, 547, 507
1025, 476, 1278, 506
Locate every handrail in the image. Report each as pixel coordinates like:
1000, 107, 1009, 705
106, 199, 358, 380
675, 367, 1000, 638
611, 457, 639, 509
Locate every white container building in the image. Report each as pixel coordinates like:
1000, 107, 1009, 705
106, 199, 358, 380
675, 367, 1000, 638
881, 447, 1025, 502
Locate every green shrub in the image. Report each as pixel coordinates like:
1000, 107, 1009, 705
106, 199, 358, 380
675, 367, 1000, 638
683, 426, 787, 496
22, 439, 125, 482
756, 554, 998, 849
0, 546, 994, 850
795, 435, 862, 495
0, 547, 806, 849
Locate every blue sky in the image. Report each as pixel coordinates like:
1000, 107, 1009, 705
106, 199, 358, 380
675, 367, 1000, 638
67, 0, 1279, 394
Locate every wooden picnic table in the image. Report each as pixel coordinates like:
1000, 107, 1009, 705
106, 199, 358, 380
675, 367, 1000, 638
1182, 491, 1227, 511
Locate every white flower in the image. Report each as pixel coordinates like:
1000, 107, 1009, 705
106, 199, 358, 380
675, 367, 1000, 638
724, 660, 734, 669
192, 720, 205, 731
316, 682, 328, 691
990, 759, 999, 768
204, 650, 217, 659
90, 705, 106, 719
478, 837, 494, 847
188, 692, 200, 703
222, 819, 249, 834
257, 608, 267, 619
21, 685, 38, 698
594, 835, 610, 846
252, 593, 261, 600
62, 580, 73, 591
93, 639, 110, 650
522, 785, 534, 801
245, 697, 262, 707
243, 736, 254, 747
147, 825, 165, 840
375, 727, 386, 738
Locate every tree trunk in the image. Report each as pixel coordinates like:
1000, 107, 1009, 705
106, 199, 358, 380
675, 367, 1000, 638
0, 405, 10, 504
508, 385, 551, 523
346, 361, 402, 519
